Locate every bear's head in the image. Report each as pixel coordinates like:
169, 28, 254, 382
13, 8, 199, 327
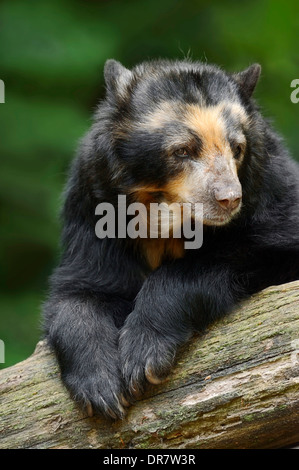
100, 59, 263, 227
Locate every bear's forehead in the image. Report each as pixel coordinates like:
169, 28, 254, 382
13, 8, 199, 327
135, 100, 248, 152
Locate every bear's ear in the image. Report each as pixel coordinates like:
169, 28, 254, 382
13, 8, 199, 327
104, 59, 133, 97
233, 64, 261, 98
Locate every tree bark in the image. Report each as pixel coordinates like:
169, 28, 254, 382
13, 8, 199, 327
0, 281, 299, 449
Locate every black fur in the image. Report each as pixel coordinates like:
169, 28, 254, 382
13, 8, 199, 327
43, 59, 299, 419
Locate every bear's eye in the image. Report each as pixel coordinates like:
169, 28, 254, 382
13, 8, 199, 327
173, 148, 190, 158
233, 144, 242, 160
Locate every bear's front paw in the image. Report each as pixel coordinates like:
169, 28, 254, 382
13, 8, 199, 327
119, 319, 177, 398
63, 368, 129, 420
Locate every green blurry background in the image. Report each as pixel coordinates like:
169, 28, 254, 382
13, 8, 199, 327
0, 0, 298, 368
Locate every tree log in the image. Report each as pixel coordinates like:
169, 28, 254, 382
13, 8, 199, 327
0, 281, 299, 449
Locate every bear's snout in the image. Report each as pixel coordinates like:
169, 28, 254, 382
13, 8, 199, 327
213, 182, 242, 212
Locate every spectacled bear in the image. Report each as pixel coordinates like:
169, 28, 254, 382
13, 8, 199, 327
43, 59, 299, 419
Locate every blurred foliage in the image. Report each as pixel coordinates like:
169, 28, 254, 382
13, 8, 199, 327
0, 0, 298, 367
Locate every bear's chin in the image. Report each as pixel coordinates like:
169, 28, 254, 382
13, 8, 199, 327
202, 212, 239, 227
203, 217, 232, 227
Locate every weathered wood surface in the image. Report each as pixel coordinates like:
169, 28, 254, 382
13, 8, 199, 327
0, 281, 299, 449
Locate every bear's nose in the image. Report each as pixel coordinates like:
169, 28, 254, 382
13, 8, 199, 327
217, 197, 242, 211
214, 188, 242, 211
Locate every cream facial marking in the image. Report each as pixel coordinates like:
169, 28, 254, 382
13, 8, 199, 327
138, 100, 247, 163
139, 100, 248, 133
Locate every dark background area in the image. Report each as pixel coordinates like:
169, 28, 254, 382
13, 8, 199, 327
0, 0, 298, 367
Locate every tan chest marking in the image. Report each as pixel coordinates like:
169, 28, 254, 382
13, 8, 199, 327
141, 237, 185, 270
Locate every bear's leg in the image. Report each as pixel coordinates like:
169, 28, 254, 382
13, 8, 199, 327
119, 261, 243, 397
44, 294, 132, 419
